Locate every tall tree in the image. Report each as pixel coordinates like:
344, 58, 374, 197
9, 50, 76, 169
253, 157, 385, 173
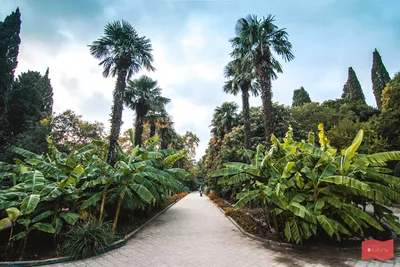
210, 102, 239, 139
371, 49, 390, 110
7, 69, 53, 137
0, 8, 21, 149
381, 72, 400, 112
89, 20, 155, 165
158, 113, 174, 150
341, 67, 366, 104
231, 15, 294, 145
181, 131, 200, 160
292, 86, 311, 107
223, 58, 259, 148
124, 75, 169, 147
38, 68, 53, 117
51, 110, 105, 153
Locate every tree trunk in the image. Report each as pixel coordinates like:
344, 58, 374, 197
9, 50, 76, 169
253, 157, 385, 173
241, 84, 251, 149
112, 196, 123, 232
107, 68, 128, 165
134, 113, 144, 147
160, 129, 168, 149
254, 52, 273, 146
149, 122, 156, 138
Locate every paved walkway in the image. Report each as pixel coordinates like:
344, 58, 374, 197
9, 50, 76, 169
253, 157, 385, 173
50, 192, 399, 267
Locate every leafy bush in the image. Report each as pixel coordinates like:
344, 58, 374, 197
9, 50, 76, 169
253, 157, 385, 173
0, 133, 189, 259
211, 124, 400, 245
61, 218, 119, 259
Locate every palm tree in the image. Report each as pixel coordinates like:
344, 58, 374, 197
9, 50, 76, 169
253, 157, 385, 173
231, 14, 294, 144
158, 113, 174, 149
210, 102, 239, 139
223, 58, 259, 148
145, 96, 170, 138
89, 20, 155, 165
124, 75, 169, 147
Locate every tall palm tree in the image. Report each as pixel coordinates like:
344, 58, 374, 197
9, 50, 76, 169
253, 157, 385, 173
210, 102, 239, 139
231, 14, 294, 144
223, 58, 259, 148
124, 75, 169, 147
145, 95, 170, 138
158, 113, 174, 149
89, 20, 155, 165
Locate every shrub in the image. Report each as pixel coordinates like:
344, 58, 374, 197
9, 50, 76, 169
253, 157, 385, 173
61, 218, 120, 259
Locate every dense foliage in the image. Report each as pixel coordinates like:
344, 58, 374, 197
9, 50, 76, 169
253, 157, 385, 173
211, 125, 400, 244
0, 134, 189, 259
292, 87, 311, 107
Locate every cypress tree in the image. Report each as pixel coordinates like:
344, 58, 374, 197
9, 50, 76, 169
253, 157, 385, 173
341, 67, 366, 104
37, 68, 54, 117
0, 8, 21, 148
292, 86, 311, 107
371, 48, 390, 110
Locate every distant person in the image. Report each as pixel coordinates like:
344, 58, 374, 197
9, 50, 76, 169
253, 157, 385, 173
199, 185, 203, 197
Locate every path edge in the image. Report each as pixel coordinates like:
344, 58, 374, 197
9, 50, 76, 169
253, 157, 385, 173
207, 195, 364, 252
0, 194, 188, 267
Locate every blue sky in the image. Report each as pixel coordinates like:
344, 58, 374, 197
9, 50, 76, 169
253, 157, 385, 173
1, 0, 399, 159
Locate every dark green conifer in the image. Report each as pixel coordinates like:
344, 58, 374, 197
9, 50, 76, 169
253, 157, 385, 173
0, 8, 21, 148
341, 67, 366, 104
371, 49, 390, 110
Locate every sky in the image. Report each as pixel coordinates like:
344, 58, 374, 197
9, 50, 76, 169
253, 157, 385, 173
1, 0, 399, 160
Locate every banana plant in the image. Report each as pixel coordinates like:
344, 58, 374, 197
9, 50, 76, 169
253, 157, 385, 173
0, 207, 21, 252
211, 125, 400, 244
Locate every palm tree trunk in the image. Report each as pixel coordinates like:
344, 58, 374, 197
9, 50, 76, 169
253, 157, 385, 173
241, 84, 251, 149
254, 54, 273, 146
107, 68, 128, 165
134, 113, 144, 147
160, 128, 168, 149
149, 122, 156, 137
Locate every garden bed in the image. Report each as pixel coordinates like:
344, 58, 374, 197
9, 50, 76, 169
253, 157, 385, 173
205, 194, 389, 250
0, 192, 189, 262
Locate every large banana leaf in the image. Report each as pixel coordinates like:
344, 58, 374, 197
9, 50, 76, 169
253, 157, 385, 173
284, 218, 302, 244
209, 168, 242, 177
218, 173, 251, 185
130, 184, 155, 204
20, 194, 40, 215
288, 202, 316, 223
342, 204, 383, 231
321, 175, 370, 191
341, 130, 363, 173
339, 211, 364, 236
6, 207, 21, 222
25, 170, 45, 193
33, 222, 56, 233
81, 192, 102, 209
59, 212, 80, 225
32, 211, 52, 223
